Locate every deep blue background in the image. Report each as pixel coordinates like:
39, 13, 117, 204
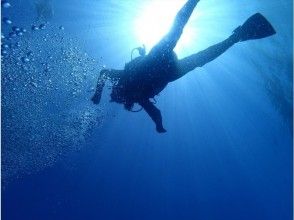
2, 0, 293, 220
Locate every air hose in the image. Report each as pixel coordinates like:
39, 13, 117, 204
128, 44, 154, 113
131, 44, 146, 60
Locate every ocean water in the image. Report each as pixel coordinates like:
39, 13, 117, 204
1, 0, 293, 220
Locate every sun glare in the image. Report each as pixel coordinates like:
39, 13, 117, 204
134, 0, 194, 53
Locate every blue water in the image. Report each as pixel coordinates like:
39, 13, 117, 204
1, 0, 293, 220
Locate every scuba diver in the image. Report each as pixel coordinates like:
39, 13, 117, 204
91, 0, 276, 133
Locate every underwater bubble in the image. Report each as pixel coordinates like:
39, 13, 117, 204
2, 50, 8, 55
12, 26, 20, 32
21, 57, 30, 63
1, 33, 5, 39
21, 28, 27, 33
1, 31, 104, 183
16, 31, 23, 36
30, 82, 38, 88
59, 26, 64, 30
39, 24, 46, 30
15, 42, 20, 47
31, 25, 39, 31
2, 17, 12, 25
88, 87, 95, 92
1, 1, 11, 8
2, 43, 9, 49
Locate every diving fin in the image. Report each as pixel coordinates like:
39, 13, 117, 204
235, 13, 276, 42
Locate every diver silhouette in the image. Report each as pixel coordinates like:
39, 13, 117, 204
91, 0, 276, 133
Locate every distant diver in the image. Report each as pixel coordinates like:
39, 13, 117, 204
92, 0, 276, 133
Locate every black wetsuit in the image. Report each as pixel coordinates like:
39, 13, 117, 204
92, 0, 240, 132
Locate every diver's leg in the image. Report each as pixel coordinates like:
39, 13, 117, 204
149, 0, 200, 56
139, 99, 166, 133
170, 33, 240, 82
91, 69, 123, 104
171, 12, 277, 81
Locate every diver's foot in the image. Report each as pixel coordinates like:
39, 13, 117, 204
156, 126, 167, 133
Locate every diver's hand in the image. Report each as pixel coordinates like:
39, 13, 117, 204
91, 92, 101, 105
156, 126, 167, 133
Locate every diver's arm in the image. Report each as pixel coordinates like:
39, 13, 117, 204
149, 0, 200, 55
139, 99, 167, 133
92, 69, 124, 104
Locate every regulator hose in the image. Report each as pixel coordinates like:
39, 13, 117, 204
131, 44, 146, 60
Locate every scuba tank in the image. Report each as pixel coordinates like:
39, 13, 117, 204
126, 45, 145, 112
111, 45, 147, 112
